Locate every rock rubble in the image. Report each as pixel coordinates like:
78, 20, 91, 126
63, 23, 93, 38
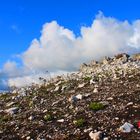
0, 53, 140, 140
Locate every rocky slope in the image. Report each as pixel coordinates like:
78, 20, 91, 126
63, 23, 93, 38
0, 53, 140, 140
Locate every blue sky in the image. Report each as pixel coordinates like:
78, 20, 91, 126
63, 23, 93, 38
0, 0, 140, 89
0, 0, 140, 68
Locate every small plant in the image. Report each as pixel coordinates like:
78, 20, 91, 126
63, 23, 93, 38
29, 101, 33, 107
0, 115, 11, 123
84, 76, 92, 81
89, 102, 104, 111
44, 114, 53, 121
73, 118, 85, 127
14, 103, 20, 108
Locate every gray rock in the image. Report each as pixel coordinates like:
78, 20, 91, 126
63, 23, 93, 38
100, 101, 109, 106
119, 122, 134, 133
69, 96, 78, 104
5, 107, 19, 115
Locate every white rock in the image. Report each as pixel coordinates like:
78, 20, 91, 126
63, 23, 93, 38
93, 88, 98, 93
26, 136, 31, 140
103, 137, 109, 140
90, 79, 95, 84
54, 86, 60, 92
61, 85, 67, 91
119, 122, 134, 133
115, 117, 119, 120
57, 119, 64, 122
52, 100, 60, 106
28, 115, 34, 121
12, 90, 17, 94
0, 110, 3, 113
136, 84, 140, 87
84, 127, 92, 133
94, 85, 99, 88
12, 96, 18, 100
78, 83, 85, 88
126, 102, 133, 106
55, 81, 61, 86
5, 107, 19, 115
6, 102, 15, 107
69, 105, 74, 109
84, 93, 92, 98
43, 109, 48, 113
89, 131, 102, 140
107, 97, 113, 101
76, 94, 83, 100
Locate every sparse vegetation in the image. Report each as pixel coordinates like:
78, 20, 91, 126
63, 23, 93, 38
83, 76, 92, 81
73, 118, 85, 127
0, 115, 11, 123
43, 114, 53, 121
89, 102, 104, 111
29, 101, 34, 107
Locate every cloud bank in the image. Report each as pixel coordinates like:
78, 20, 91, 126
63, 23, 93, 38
1, 12, 140, 88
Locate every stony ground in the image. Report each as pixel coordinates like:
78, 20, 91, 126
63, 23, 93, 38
0, 53, 140, 140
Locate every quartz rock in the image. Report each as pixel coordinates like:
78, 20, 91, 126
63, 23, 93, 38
54, 86, 60, 92
76, 94, 83, 100
89, 131, 102, 140
78, 83, 85, 88
57, 119, 64, 123
93, 88, 98, 93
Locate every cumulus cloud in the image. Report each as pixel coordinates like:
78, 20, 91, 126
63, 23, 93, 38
128, 20, 140, 48
22, 12, 140, 72
1, 12, 140, 88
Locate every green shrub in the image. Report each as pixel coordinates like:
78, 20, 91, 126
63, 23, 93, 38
44, 114, 53, 121
73, 118, 85, 127
89, 102, 104, 111
84, 76, 92, 81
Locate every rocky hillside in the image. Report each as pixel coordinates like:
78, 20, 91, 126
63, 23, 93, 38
0, 53, 140, 140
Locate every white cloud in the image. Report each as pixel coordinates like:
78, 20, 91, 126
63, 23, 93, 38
1, 12, 140, 88
22, 21, 77, 71
8, 71, 70, 88
128, 20, 140, 48
3, 61, 19, 77
22, 13, 140, 73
